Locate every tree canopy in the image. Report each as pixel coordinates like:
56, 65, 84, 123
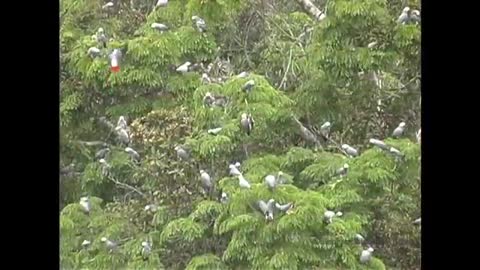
60, 0, 421, 269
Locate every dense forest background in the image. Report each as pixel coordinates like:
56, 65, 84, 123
60, 0, 421, 269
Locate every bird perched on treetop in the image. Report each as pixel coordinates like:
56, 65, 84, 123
151, 23, 169, 32
242, 80, 255, 94
192, 16, 207, 33
96, 28, 108, 48
392, 122, 406, 137
240, 113, 255, 135
360, 247, 374, 263
342, 144, 359, 157
397, 7, 410, 24
176, 62, 191, 73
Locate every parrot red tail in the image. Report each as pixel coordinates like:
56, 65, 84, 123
111, 57, 120, 73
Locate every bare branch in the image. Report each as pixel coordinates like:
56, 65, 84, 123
295, 0, 326, 21
108, 176, 147, 198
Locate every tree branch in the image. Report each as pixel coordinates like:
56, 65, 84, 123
108, 176, 147, 198
295, 0, 326, 21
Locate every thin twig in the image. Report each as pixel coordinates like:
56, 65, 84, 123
108, 176, 147, 198
279, 48, 293, 90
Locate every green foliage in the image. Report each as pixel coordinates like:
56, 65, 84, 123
61, 0, 420, 269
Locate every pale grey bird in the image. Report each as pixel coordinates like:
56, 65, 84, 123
367, 41, 378, 49
276, 171, 287, 184
144, 204, 158, 212
201, 73, 211, 84
360, 247, 374, 263
242, 80, 255, 93
117, 116, 127, 130
397, 7, 411, 24
369, 138, 389, 151
79, 197, 91, 213
151, 23, 169, 32
102, 2, 114, 9
342, 144, 359, 157
174, 146, 190, 161
413, 217, 421, 225
275, 202, 293, 213
238, 174, 251, 188
229, 164, 242, 176
87, 47, 101, 58
324, 210, 342, 224
240, 113, 254, 135
203, 92, 215, 107
389, 147, 403, 158
176, 62, 191, 73
99, 158, 111, 176
257, 199, 275, 220
109, 49, 122, 72
410, 10, 421, 23
265, 175, 277, 190
141, 241, 152, 258
155, 0, 168, 7
293, 117, 319, 145
81, 240, 91, 247
392, 122, 406, 137
236, 71, 249, 78
335, 163, 349, 177
200, 170, 213, 192
355, 234, 365, 244
96, 28, 108, 48
101, 237, 117, 252
320, 121, 331, 139
212, 95, 228, 107
125, 147, 141, 162
192, 16, 207, 32
220, 192, 229, 204
208, 127, 222, 135
416, 129, 421, 144
116, 128, 130, 145
95, 148, 110, 160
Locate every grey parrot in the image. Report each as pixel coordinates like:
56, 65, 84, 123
275, 202, 294, 213
141, 241, 152, 258
238, 174, 251, 188
176, 61, 191, 73
265, 175, 277, 190
335, 163, 349, 177
208, 127, 222, 135
200, 170, 213, 193
125, 147, 141, 162
324, 210, 343, 224
236, 71, 249, 78
229, 164, 242, 176
96, 28, 108, 48
192, 16, 207, 32
95, 148, 110, 160
360, 247, 374, 263
156, 0, 168, 8
151, 23, 169, 32
342, 144, 359, 157
320, 121, 331, 139
87, 47, 102, 58
392, 122, 406, 137
242, 80, 255, 94
397, 7, 411, 24
369, 138, 389, 151
174, 146, 190, 161
101, 237, 118, 252
79, 196, 91, 214
257, 199, 275, 220
240, 113, 255, 135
